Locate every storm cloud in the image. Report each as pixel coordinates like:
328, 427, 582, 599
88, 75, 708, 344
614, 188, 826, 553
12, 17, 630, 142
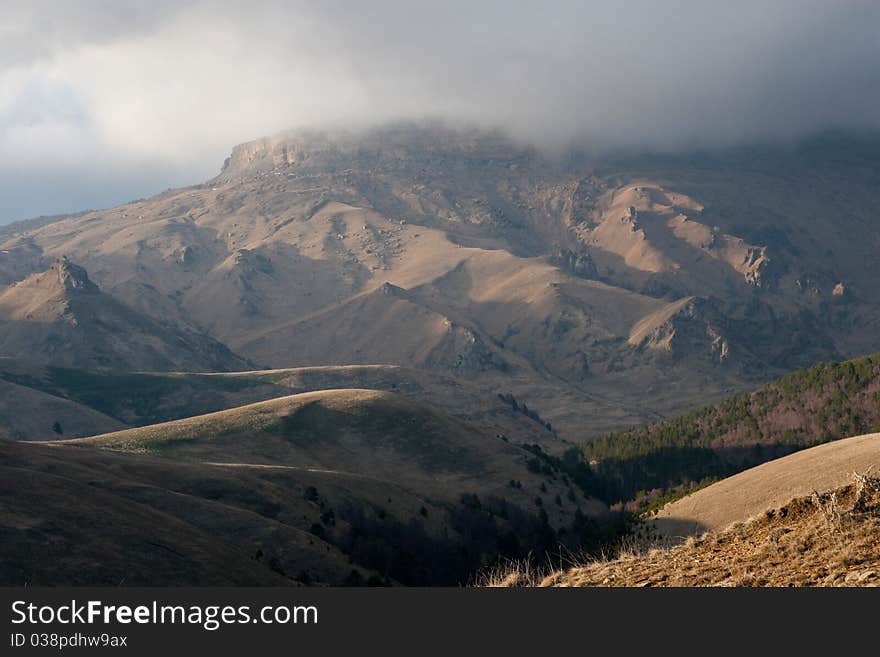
2, 0, 879, 223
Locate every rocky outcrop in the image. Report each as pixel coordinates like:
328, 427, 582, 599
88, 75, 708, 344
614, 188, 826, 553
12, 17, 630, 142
51, 256, 99, 294
217, 122, 529, 180
628, 297, 733, 366
551, 248, 598, 279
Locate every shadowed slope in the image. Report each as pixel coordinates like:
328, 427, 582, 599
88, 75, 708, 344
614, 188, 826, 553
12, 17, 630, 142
9, 389, 609, 585
0, 378, 124, 440
61, 389, 602, 513
0, 359, 561, 448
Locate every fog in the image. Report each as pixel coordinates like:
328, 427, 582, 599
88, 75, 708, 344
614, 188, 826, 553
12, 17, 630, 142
2, 0, 879, 223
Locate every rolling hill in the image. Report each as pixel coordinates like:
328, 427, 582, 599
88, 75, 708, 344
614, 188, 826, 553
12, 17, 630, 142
651, 432, 880, 538
0, 359, 563, 447
3, 389, 609, 585
59, 389, 583, 503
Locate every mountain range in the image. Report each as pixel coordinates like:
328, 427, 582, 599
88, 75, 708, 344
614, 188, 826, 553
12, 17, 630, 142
3, 125, 879, 440
2, 123, 880, 585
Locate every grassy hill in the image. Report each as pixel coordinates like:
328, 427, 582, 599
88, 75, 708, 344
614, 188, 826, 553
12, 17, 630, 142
6, 389, 614, 585
652, 432, 880, 538
580, 352, 880, 505
0, 359, 561, 448
62, 389, 548, 490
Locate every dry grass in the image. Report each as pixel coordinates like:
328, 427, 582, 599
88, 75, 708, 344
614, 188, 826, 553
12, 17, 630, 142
486, 473, 880, 587
479, 560, 547, 588
651, 433, 880, 539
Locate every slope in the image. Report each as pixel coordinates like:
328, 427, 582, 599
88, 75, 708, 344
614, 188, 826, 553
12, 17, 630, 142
499, 471, 880, 587
0, 438, 377, 585
0, 377, 124, 440
13, 390, 610, 584
0, 360, 563, 448
0, 258, 248, 372
582, 351, 880, 504
651, 432, 880, 537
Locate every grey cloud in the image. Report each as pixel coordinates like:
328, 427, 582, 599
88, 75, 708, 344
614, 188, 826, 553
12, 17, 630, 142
2, 0, 879, 223
0, 1, 184, 68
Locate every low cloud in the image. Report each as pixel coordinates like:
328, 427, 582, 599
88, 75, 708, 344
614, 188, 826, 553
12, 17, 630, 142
2, 0, 879, 222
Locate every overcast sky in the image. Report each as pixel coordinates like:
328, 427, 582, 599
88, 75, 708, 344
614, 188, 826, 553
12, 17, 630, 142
2, 0, 879, 224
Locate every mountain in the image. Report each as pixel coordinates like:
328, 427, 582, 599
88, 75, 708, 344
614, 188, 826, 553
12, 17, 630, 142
4, 123, 880, 586
4, 390, 607, 585
581, 351, 880, 505
4, 125, 879, 437
0, 257, 249, 372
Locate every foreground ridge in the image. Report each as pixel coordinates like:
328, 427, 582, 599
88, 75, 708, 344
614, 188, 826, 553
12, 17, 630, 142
486, 472, 880, 587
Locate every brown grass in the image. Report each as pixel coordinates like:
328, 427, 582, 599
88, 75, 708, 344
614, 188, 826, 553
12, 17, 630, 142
487, 474, 880, 587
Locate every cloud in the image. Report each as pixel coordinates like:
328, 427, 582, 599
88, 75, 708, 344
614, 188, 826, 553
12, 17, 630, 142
2, 0, 879, 223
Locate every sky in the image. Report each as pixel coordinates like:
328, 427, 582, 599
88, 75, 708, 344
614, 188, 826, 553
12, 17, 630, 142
2, 0, 879, 224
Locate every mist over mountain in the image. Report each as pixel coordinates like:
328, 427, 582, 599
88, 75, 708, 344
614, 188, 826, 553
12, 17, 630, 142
4, 121, 880, 442
3, 0, 880, 222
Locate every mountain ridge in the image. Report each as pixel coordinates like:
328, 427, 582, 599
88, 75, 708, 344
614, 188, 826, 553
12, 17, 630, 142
1, 123, 878, 437
0, 257, 249, 372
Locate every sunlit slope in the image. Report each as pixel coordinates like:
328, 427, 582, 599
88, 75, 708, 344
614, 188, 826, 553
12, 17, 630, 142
653, 432, 880, 537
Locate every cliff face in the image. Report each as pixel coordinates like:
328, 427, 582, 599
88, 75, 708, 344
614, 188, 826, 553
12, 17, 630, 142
49, 256, 99, 294
218, 122, 528, 179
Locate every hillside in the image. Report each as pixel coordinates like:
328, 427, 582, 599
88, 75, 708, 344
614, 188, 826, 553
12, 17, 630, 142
0, 359, 562, 447
0, 437, 375, 586
652, 432, 880, 538
489, 437, 880, 587
6, 389, 611, 585
60, 389, 585, 505
0, 258, 248, 372
4, 126, 880, 436
582, 352, 880, 504
498, 474, 880, 587
0, 378, 124, 440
